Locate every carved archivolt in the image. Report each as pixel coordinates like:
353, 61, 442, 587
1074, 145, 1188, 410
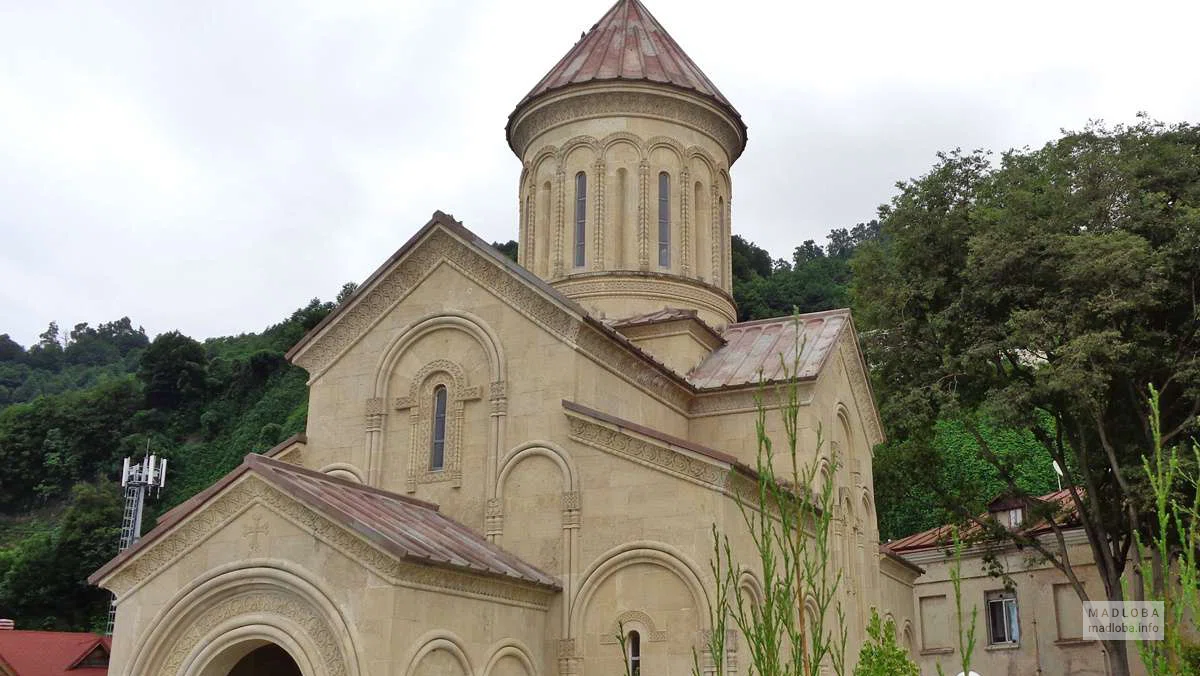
165, 590, 345, 676
569, 541, 709, 639
481, 640, 538, 676
493, 442, 580, 536
396, 359, 480, 491
599, 132, 647, 160
123, 564, 360, 676
318, 463, 365, 483
599, 610, 668, 644
404, 632, 475, 676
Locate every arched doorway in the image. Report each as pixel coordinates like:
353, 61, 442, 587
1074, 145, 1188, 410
228, 644, 302, 676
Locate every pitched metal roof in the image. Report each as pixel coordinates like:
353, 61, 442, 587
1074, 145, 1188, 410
687, 309, 851, 389
886, 489, 1081, 554
0, 631, 110, 676
91, 453, 559, 590
515, 0, 740, 116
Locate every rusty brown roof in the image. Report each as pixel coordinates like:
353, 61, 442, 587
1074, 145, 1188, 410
91, 453, 558, 590
886, 489, 1081, 554
687, 309, 851, 389
515, 0, 740, 116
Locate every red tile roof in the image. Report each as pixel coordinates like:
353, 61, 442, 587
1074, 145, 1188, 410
515, 0, 740, 116
687, 310, 850, 389
0, 631, 109, 676
91, 454, 558, 590
887, 489, 1081, 554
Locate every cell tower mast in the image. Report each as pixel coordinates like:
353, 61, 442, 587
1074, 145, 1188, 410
105, 452, 167, 635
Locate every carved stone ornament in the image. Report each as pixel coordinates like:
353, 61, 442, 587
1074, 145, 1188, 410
510, 89, 744, 165
557, 638, 580, 676
241, 515, 269, 553
486, 497, 504, 537
553, 275, 735, 325
364, 397, 386, 432
836, 331, 885, 446
599, 610, 668, 644
400, 359, 480, 491
566, 414, 730, 491
159, 590, 348, 676
102, 476, 555, 610
292, 230, 579, 378
561, 491, 581, 528
574, 325, 692, 412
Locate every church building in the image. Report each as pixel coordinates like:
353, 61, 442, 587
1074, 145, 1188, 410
90, 1, 917, 674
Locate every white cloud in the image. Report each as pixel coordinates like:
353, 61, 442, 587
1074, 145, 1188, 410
1, 0, 1198, 345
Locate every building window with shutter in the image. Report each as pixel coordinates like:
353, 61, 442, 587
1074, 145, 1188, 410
986, 590, 1020, 645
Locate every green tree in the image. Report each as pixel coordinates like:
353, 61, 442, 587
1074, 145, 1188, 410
138, 331, 208, 409
0, 334, 23, 362
336, 282, 359, 304
854, 610, 918, 676
25, 322, 64, 371
0, 480, 122, 630
853, 118, 1200, 676
491, 240, 519, 262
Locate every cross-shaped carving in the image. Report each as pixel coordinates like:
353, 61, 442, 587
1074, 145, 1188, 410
242, 515, 269, 553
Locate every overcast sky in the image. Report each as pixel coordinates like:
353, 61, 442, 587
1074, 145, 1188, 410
3, 0, 1198, 347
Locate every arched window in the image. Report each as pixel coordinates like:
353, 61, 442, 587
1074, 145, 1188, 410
717, 194, 726, 283
658, 172, 670, 267
627, 630, 641, 676
574, 171, 587, 267
430, 385, 447, 471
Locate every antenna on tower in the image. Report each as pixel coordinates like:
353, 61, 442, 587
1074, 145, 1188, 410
106, 445, 168, 636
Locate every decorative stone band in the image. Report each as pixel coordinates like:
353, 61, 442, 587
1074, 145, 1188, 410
291, 230, 580, 379
99, 476, 556, 610
551, 272, 736, 326
565, 413, 732, 492
508, 83, 746, 165
688, 382, 816, 418
836, 330, 885, 447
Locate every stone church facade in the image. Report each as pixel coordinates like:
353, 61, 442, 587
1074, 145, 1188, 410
90, 2, 916, 674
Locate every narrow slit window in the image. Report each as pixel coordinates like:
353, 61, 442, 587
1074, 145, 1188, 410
574, 171, 587, 267
627, 630, 641, 676
658, 172, 670, 267
718, 195, 726, 282
430, 385, 447, 471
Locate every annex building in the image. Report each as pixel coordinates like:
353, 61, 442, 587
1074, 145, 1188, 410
90, 2, 917, 674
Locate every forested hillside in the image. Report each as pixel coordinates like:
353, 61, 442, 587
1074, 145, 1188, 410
0, 221, 1054, 632
0, 285, 355, 631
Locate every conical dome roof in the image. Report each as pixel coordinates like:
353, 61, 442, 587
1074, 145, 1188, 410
513, 0, 742, 120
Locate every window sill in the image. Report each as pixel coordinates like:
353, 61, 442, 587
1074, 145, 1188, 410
985, 642, 1020, 651
919, 648, 954, 656
1053, 639, 1096, 647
